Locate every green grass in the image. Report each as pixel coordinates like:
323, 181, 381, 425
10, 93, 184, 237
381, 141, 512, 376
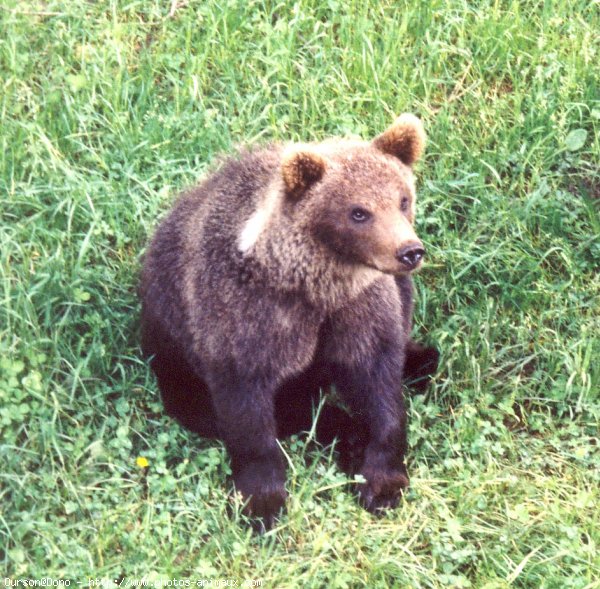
1, 0, 599, 585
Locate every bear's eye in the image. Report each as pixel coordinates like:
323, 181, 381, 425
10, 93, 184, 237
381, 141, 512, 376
350, 208, 371, 223
400, 197, 410, 212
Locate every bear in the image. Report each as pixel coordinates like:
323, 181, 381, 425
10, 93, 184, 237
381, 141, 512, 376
140, 114, 438, 529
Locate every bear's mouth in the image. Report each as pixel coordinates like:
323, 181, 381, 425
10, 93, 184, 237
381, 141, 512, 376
320, 239, 423, 277
363, 256, 424, 276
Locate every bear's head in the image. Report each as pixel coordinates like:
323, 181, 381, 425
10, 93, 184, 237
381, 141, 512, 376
281, 114, 426, 276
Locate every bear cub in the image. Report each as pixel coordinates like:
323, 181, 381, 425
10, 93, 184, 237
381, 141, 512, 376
140, 114, 438, 528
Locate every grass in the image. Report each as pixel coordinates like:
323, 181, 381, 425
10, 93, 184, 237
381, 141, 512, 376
1, 0, 599, 585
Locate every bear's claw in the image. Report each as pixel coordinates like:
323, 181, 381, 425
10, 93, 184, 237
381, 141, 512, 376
358, 467, 409, 513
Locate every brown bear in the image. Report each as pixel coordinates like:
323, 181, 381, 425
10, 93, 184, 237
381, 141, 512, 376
140, 114, 438, 528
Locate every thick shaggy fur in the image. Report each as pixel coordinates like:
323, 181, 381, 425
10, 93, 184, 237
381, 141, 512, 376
140, 116, 438, 527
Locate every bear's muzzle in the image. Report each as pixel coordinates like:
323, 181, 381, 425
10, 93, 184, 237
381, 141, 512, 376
396, 243, 425, 271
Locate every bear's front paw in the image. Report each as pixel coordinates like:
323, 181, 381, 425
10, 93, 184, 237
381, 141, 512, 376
358, 465, 409, 513
234, 466, 287, 531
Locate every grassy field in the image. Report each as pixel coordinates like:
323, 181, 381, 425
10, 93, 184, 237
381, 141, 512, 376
1, 0, 599, 585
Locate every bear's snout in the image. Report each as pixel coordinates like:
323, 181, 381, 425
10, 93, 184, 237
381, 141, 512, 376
396, 243, 425, 271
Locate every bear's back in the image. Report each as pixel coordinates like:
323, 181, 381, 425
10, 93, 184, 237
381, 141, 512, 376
190, 146, 282, 267
140, 146, 282, 340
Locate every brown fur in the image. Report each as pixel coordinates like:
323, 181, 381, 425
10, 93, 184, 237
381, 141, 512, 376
372, 113, 426, 165
281, 149, 326, 197
140, 114, 438, 529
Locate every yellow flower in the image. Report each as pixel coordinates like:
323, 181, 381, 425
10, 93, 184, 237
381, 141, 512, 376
136, 456, 149, 468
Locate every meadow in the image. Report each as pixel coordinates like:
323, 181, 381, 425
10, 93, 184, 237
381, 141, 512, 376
1, 0, 599, 586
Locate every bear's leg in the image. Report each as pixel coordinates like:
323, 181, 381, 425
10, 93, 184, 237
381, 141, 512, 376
142, 316, 219, 438
395, 275, 439, 393
152, 356, 219, 438
403, 340, 440, 393
274, 366, 324, 438
274, 369, 370, 473
331, 358, 409, 512
274, 366, 349, 443
323, 282, 410, 513
208, 375, 287, 530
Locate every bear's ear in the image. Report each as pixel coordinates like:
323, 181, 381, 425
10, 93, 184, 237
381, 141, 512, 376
372, 113, 426, 166
281, 148, 326, 197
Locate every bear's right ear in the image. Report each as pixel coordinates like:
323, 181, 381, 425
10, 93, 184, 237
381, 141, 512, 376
372, 113, 426, 166
281, 148, 326, 198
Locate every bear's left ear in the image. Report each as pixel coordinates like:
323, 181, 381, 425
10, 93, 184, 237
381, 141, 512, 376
281, 148, 326, 198
372, 113, 426, 166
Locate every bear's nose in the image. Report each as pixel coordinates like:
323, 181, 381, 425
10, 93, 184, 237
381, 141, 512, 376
396, 244, 425, 270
